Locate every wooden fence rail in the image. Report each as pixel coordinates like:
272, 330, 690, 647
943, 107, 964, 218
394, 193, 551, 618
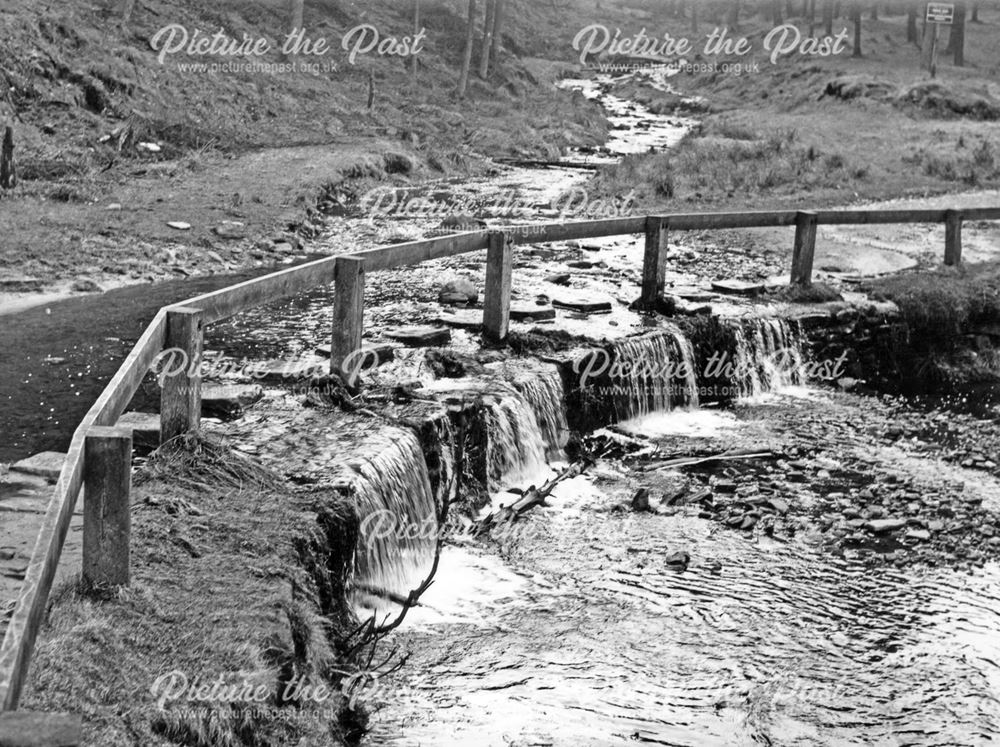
2, 205, 998, 714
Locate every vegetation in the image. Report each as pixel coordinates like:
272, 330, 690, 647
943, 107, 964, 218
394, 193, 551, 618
866, 262, 1000, 351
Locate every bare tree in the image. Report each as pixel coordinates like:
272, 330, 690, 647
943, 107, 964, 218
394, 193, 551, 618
946, 1, 967, 66
411, 0, 420, 78
488, 0, 504, 76
907, 1, 919, 45
478, 0, 496, 79
457, 0, 477, 98
823, 0, 834, 35
850, 1, 862, 56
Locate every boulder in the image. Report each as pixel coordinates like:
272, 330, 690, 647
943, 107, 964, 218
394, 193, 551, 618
438, 276, 478, 306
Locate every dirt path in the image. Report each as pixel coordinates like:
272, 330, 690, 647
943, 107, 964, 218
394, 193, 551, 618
0, 138, 424, 316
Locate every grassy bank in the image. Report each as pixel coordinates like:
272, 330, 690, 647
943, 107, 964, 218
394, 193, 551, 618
590, 8, 1000, 211
20, 436, 367, 746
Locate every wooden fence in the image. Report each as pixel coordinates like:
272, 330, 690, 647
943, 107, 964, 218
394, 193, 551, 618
1, 205, 997, 721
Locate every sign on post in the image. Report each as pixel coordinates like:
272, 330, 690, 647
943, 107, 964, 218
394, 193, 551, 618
923, 2, 954, 78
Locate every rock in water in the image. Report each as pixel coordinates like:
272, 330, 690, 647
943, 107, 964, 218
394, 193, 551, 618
866, 518, 906, 534
385, 326, 452, 347
664, 550, 690, 571
439, 276, 478, 306
631, 488, 651, 512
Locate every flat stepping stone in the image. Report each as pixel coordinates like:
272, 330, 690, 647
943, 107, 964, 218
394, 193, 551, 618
385, 326, 452, 347
10, 452, 65, 481
202, 384, 263, 420
116, 412, 161, 451
710, 279, 765, 297
671, 286, 715, 302
510, 305, 556, 322
0, 275, 44, 293
552, 295, 613, 314
259, 358, 326, 382
435, 311, 482, 330
315, 343, 397, 365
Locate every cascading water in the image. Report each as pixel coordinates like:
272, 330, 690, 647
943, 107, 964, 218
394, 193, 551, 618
509, 365, 569, 459
333, 426, 439, 598
731, 318, 806, 398
601, 328, 701, 421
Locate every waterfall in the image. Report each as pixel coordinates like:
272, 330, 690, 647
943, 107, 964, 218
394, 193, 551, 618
732, 319, 805, 398
509, 365, 569, 459
601, 328, 701, 421
333, 427, 439, 598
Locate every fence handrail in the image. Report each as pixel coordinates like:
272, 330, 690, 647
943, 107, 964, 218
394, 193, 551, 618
1, 205, 996, 711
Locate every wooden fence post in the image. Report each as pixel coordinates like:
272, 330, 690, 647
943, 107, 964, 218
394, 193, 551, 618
944, 209, 963, 266
640, 217, 668, 306
331, 256, 365, 381
790, 210, 818, 286
160, 307, 203, 445
483, 231, 513, 342
83, 427, 132, 590
0, 125, 15, 190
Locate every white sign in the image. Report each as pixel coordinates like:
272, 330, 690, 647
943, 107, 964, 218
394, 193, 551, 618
926, 2, 955, 24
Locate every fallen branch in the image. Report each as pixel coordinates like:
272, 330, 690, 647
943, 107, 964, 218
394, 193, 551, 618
477, 456, 594, 533
644, 450, 774, 471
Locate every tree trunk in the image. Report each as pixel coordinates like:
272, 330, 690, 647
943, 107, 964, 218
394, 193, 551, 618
457, 0, 476, 98
411, 0, 420, 77
488, 0, 504, 74
823, 0, 834, 34
870, 3, 878, 20
727, 0, 741, 30
478, 0, 495, 79
950, 1, 966, 65
851, 2, 862, 56
691, 1, 699, 31
907, 3, 918, 45
0, 125, 14, 190
971, 2, 980, 22
289, 0, 304, 33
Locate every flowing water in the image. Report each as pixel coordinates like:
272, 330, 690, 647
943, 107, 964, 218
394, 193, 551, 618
3, 69, 999, 745
356, 330, 1000, 745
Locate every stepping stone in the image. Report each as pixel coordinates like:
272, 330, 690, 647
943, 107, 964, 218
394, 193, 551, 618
544, 273, 571, 286
552, 295, 613, 314
671, 286, 715, 302
10, 452, 65, 481
435, 311, 482, 331
0, 275, 44, 293
510, 305, 556, 322
315, 344, 396, 365
166, 221, 191, 231
259, 358, 326, 382
385, 326, 452, 347
116, 412, 161, 452
202, 384, 263, 420
710, 279, 765, 297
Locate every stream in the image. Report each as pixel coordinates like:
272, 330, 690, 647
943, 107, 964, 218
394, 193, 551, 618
3, 72, 1000, 745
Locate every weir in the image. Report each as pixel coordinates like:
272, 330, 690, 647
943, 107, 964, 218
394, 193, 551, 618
348, 320, 809, 599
